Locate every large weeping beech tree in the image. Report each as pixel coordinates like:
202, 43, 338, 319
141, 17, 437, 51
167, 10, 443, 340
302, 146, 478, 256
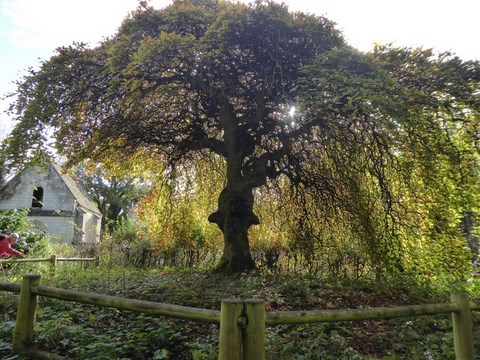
3, 0, 480, 273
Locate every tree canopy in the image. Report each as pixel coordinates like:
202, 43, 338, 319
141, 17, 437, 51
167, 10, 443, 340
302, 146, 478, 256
78, 168, 150, 232
3, 0, 480, 273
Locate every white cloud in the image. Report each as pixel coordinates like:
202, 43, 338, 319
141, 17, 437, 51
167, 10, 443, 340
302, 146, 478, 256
4, 0, 122, 48
0, 0, 170, 133
1, 0, 170, 50
278, 0, 479, 60
2, 0, 479, 57
0, 0, 478, 133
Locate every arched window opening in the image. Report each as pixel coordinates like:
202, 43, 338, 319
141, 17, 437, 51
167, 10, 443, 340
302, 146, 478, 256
32, 186, 44, 208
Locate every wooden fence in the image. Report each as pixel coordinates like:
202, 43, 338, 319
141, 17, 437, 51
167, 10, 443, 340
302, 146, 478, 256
0, 255, 98, 273
0, 274, 478, 359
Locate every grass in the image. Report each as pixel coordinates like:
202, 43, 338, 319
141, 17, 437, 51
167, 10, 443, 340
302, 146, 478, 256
1, 265, 480, 359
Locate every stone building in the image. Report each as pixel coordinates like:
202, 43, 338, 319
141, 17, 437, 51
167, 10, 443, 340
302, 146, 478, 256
0, 162, 101, 245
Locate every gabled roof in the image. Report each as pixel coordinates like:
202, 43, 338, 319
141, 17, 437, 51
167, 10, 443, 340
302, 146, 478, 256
0, 162, 101, 217
51, 163, 102, 216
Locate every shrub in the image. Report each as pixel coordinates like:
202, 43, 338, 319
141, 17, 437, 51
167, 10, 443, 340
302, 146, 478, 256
0, 209, 50, 255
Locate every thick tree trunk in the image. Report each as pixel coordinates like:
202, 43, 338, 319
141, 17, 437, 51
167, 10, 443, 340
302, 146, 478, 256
208, 185, 259, 273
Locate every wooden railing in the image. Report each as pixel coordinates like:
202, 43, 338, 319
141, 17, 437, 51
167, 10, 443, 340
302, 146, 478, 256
0, 255, 98, 273
0, 274, 478, 359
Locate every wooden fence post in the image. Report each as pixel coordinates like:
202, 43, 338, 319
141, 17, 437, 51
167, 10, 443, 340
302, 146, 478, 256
243, 299, 265, 360
219, 299, 244, 360
12, 274, 41, 354
451, 292, 474, 360
49, 254, 57, 275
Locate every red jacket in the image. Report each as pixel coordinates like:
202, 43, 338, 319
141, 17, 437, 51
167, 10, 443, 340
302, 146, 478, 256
0, 238, 23, 258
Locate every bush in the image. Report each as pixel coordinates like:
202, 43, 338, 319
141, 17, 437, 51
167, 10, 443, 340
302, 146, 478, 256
0, 209, 50, 255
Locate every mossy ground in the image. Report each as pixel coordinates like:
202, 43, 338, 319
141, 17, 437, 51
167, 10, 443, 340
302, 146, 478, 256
1, 266, 479, 359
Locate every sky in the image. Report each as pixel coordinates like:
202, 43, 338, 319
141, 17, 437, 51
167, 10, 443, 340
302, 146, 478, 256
0, 0, 479, 134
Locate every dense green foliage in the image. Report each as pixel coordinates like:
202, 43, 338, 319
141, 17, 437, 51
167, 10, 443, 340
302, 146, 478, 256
78, 168, 151, 232
2, 0, 480, 274
1, 266, 480, 359
0, 209, 50, 255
